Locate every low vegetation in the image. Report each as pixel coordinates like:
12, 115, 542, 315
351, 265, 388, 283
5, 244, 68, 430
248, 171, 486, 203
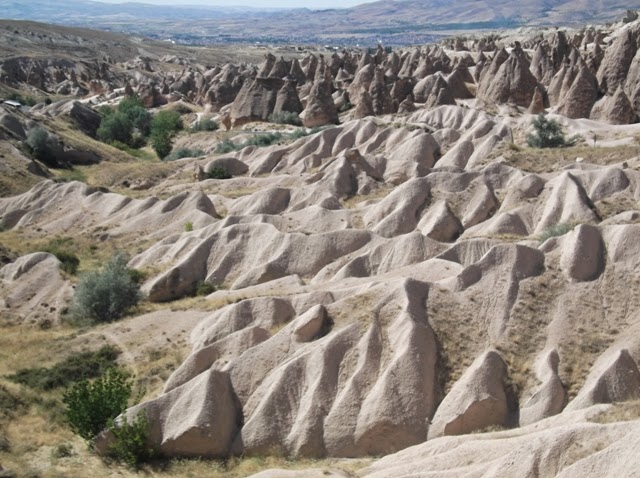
150, 110, 183, 159
26, 126, 59, 165
40, 237, 81, 274
165, 147, 204, 161
526, 113, 579, 148
538, 223, 575, 243
207, 166, 232, 180
190, 117, 218, 132
70, 253, 142, 324
63, 367, 132, 444
7, 345, 120, 390
268, 111, 302, 126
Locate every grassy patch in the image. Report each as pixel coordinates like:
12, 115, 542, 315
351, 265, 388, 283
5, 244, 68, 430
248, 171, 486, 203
538, 223, 575, 244
591, 400, 640, 424
7, 345, 120, 390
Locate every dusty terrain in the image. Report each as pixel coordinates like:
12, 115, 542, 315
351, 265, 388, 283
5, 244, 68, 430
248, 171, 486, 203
3, 13, 640, 478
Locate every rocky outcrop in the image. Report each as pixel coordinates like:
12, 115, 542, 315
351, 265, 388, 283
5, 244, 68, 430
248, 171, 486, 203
479, 44, 538, 108
590, 87, 637, 124
556, 63, 599, 119
428, 350, 515, 438
229, 77, 284, 127
302, 72, 339, 128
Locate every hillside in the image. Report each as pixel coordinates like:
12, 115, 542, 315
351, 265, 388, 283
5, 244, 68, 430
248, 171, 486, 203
3, 12, 640, 478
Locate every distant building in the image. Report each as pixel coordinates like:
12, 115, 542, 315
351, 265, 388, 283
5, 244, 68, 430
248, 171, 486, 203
3, 100, 21, 109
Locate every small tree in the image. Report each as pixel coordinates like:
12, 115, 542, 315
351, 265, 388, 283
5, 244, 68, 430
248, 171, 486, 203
526, 113, 567, 148
150, 130, 172, 159
63, 368, 132, 444
26, 127, 58, 164
70, 253, 141, 324
150, 110, 183, 159
117, 95, 151, 136
97, 112, 133, 145
107, 411, 156, 468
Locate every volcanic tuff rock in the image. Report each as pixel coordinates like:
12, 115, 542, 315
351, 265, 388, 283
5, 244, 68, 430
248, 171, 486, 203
8, 15, 640, 478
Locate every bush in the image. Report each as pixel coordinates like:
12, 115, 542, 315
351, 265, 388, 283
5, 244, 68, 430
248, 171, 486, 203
7, 345, 120, 391
183, 221, 193, 232
268, 111, 302, 126
152, 110, 183, 134
195, 280, 217, 296
245, 132, 283, 148
117, 95, 151, 136
97, 112, 133, 145
41, 238, 80, 275
526, 114, 568, 148
206, 167, 232, 180
165, 147, 205, 161
215, 138, 237, 154
150, 131, 172, 159
107, 411, 156, 468
150, 110, 183, 159
538, 223, 574, 243
26, 127, 57, 164
190, 118, 218, 132
63, 367, 132, 444
70, 254, 141, 324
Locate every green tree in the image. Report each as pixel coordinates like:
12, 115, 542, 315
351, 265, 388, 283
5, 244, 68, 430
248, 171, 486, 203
151, 110, 182, 134
26, 127, 58, 165
97, 112, 133, 145
150, 130, 172, 159
526, 114, 567, 148
107, 411, 156, 468
70, 253, 141, 324
150, 110, 183, 159
117, 95, 151, 136
63, 368, 132, 444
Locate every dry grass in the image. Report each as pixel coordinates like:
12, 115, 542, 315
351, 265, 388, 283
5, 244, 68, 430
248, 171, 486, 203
340, 186, 393, 209
0, 319, 371, 478
495, 144, 640, 174
0, 230, 156, 275
590, 400, 640, 424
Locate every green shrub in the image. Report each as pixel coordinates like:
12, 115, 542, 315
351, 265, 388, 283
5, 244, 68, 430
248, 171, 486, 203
51, 443, 73, 459
526, 114, 568, 148
0, 384, 24, 418
206, 167, 231, 180
151, 110, 183, 134
149, 110, 183, 159
107, 411, 156, 469
41, 238, 80, 275
190, 118, 218, 132
70, 254, 141, 324
97, 112, 133, 145
245, 132, 283, 148
117, 95, 151, 136
165, 147, 205, 161
538, 223, 574, 243
195, 281, 217, 296
215, 138, 237, 154
268, 111, 302, 126
42, 237, 80, 275
7, 345, 120, 390
63, 367, 132, 444
183, 221, 193, 232
127, 268, 146, 284
26, 127, 57, 164
150, 131, 172, 159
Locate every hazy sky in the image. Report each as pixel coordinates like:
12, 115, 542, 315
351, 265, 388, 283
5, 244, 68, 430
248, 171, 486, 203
94, 0, 374, 8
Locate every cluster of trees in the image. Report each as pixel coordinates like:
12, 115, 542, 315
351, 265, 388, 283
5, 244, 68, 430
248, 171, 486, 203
97, 95, 183, 159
